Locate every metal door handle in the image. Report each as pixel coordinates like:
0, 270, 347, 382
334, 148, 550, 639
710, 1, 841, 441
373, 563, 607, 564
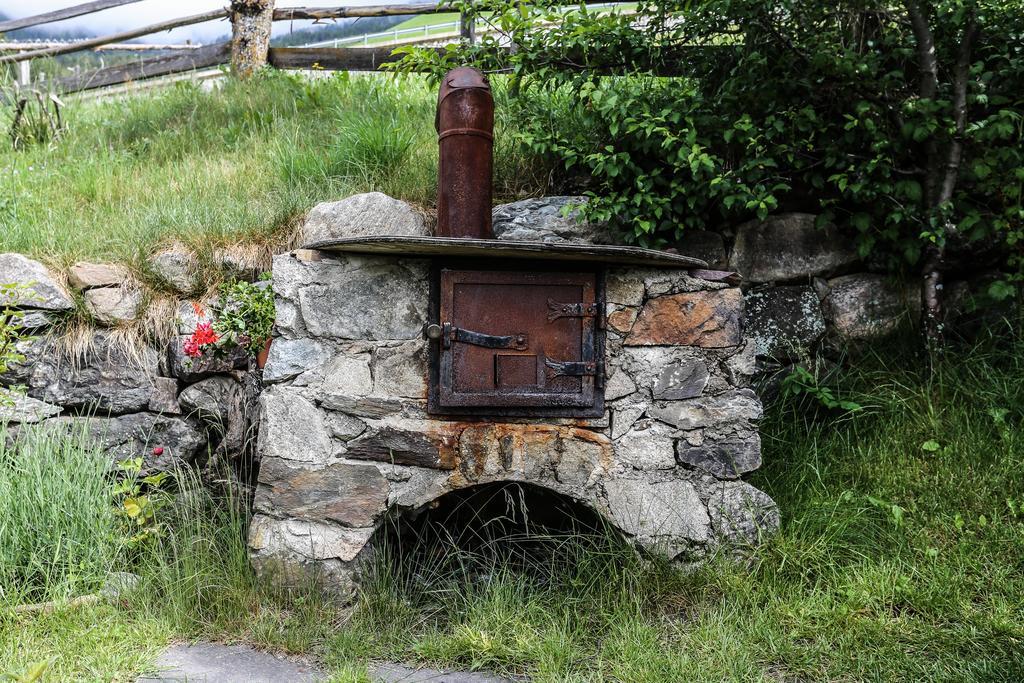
442, 322, 528, 350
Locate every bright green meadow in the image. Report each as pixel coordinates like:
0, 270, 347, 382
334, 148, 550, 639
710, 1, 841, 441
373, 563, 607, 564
0, 71, 544, 287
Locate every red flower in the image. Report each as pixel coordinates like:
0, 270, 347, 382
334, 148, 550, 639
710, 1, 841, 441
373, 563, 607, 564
183, 322, 220, 358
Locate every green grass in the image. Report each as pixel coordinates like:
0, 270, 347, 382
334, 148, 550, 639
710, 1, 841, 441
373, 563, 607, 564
3, 327, 1022, 681
391, 13, 461, 31
0, 421, 124, 605
0, 71, 546, 293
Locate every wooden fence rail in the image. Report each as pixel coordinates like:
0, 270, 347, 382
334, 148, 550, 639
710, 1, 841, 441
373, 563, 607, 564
0, 41, 206, 53
0, 9, 230, 64
0, 0, 143, 34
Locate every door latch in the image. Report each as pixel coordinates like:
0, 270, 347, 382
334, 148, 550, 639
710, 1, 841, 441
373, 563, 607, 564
431, 321, 528, 350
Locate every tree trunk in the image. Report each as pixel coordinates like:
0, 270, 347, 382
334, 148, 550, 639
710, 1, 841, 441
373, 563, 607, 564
230, 0, 275, 79
903, 1, 978, 347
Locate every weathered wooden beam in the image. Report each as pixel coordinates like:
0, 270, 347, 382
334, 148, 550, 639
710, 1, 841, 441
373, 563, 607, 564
0, 41, 206, 52
0, 0, 144, 34
272, 4, 452, 21
267, 46, 443, 71
0, 9, 229, 64
54, 42, 231, 94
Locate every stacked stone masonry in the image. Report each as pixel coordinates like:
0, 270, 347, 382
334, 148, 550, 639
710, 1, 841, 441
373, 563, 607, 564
0, 252, 259, 477
249, 240, 780, 593
0, 193, 967, 599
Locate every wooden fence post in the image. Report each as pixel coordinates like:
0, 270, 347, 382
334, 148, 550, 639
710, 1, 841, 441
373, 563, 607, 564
229, 0, 275, 79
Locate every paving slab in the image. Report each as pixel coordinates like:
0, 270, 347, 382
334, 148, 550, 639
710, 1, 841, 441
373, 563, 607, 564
136, 642, 325, 683
136, 642, 518, 683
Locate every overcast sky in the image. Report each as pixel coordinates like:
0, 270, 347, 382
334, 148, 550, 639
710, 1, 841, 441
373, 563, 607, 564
0, 1, 387, 43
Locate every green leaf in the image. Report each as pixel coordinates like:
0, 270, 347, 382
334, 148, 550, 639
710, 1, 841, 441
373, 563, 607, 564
921, 440, 941, 452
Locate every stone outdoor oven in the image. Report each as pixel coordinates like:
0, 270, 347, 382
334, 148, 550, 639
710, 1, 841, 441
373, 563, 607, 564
248, 69, 778, 592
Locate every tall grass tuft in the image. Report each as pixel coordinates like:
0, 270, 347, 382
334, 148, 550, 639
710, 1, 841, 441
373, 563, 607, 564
0, 421, 122, 605
126, 467, 330, 653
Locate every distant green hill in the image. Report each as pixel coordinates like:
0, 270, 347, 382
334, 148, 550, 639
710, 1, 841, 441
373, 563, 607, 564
271, 16, 407, 47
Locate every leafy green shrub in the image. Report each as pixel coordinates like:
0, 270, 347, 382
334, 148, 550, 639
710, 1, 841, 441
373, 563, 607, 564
0, 422, 122, 604
213, 277, 276, 356
396, 0, 1024, 333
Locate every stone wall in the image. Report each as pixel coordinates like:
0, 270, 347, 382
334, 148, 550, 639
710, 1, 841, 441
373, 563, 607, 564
0, 254, 259, 479
0, 192, 963, 598
249, 193, 779, 594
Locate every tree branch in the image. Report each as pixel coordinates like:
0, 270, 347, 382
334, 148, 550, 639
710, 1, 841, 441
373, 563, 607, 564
904, 0, 938, 99
904, 0, 940, 208
938, 11, 980, 208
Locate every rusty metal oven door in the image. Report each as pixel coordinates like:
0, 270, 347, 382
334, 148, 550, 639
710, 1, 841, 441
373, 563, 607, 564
431, 269, 603, 414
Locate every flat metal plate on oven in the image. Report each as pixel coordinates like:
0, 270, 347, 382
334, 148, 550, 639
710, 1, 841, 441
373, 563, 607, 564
306, 236, 708, 268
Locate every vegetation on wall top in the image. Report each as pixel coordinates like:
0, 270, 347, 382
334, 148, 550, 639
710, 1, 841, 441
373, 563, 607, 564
395, 0, 1024, 343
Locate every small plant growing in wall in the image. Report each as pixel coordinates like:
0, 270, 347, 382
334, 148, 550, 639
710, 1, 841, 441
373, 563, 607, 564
113, 457, 171, 547
183, 274, 275, 366
0, 283, 37, 408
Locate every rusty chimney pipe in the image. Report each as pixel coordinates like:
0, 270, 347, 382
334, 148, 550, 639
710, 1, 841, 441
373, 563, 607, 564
435, 67, 494, 239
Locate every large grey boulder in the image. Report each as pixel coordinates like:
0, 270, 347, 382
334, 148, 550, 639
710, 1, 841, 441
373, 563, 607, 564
179, 376, 239, 425
652, 359, 709, 400
149, 246, 197, 293
744, 285, 826, 360
84, 286, 142, 325
15, 310, 54, 330
45, 412, 206, 473
3, 331, 160, 415
601, 478, 711, 555
703, 480, 780, 545
297, 264, 425, 340
68, 262, 128, 290
257, 387, 332, 465
262, 338, 330, 384
166, 335, 249, 382
148, 377, 181, 415
301, 192, 428, 245
729, 213, 859, 283
255, 457, 390, 528
492, 196, 615, 244
821, 273, 920, 340
677, 428, 762, 479
0, 253, 74, 310
179, 375, 249, 457
649, 389, 762, 431
0, 389, 61, 424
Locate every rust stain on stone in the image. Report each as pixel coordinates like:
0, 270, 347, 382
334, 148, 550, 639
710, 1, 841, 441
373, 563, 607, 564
441, 422, 613, 489
626, 289, 743, 348
423, 422, 466, 470
607, 306, 639, 334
